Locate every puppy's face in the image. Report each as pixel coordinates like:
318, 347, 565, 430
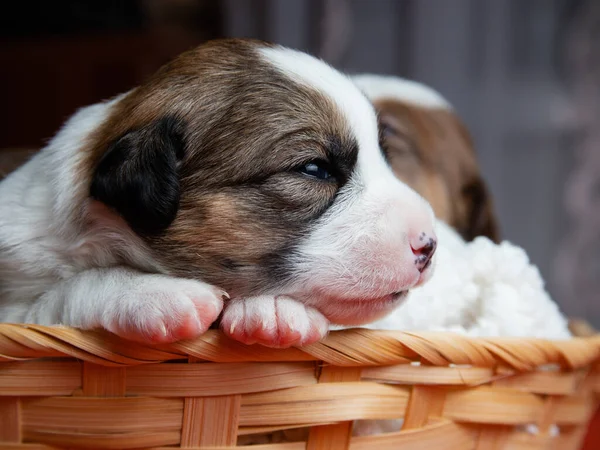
87, 40, 437, 325
353, 75, 499, 243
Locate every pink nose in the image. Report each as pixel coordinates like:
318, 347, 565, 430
411, 232, 437, 272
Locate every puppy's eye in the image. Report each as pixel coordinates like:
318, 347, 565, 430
298, 161, 335, 181
381, 122, 396, 138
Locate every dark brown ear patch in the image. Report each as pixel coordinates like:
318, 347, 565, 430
90, 116, 186, 236
461, 178, 500, 243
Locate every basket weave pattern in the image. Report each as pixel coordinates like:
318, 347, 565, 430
1, 324, 599, 449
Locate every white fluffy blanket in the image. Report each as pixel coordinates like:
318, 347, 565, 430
363, 220, 571, 339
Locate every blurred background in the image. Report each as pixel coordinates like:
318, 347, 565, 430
0, 0, 598, 326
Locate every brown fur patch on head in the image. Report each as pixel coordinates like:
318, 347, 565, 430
374, 99, 499, 243
85, 39, 359, 296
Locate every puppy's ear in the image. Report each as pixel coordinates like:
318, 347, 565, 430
461, 178, 500, 243
450, 116, 501, 243
90, 116, 185, 235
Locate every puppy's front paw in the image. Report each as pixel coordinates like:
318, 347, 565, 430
108, 277, 225, 344
220, 295, 329, 348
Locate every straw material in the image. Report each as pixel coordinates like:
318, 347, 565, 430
0, 323, 599, 449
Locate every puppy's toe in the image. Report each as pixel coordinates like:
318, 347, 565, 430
303, 306, 330, 345
221, 295, 329, 348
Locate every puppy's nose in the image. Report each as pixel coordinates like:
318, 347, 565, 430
411, 233, 437, 272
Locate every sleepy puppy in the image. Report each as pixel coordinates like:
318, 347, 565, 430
352, 74, 499, 242
0, 40, 437, 348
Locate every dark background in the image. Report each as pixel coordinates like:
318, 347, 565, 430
1, 0, 598, 326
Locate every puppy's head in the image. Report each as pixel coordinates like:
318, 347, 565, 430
352, 74, 499, 243
86, 40, 437, 325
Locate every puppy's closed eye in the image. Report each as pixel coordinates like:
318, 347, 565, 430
296, 160, 337, 182
378, 115, 419, 161
258, 161, 339, 218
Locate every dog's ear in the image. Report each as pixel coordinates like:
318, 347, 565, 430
449, 115, 501, 243
461, 177, 500, 243
90, 116, 186, 236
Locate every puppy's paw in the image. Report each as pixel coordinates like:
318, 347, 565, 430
107, 277, 225, 344
220, 295, 329, 348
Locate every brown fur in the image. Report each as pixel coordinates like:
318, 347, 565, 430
83, 39, 359, 297
374, 99, 499, 242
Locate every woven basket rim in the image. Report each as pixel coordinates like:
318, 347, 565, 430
1, 324, 599, 370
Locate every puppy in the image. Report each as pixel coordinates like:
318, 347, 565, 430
352, 74, 499, 242
0, 40, 437, 348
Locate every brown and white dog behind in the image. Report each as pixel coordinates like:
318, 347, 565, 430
352, 74, 499, 242
0, 39, 437, 348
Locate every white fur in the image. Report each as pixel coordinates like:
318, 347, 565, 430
0, 100, 118, 309
22, 267, 224, 343
351, 74, 452, 110
260, 47, 437, 326
0, 45, 437, 346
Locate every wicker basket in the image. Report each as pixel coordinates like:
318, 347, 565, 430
1, 324, 599, 449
